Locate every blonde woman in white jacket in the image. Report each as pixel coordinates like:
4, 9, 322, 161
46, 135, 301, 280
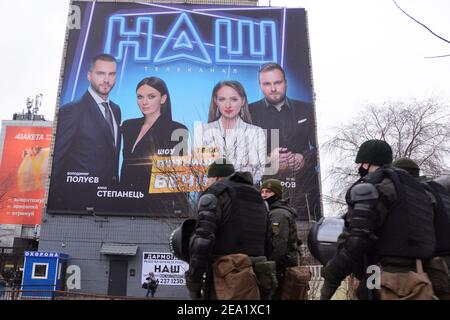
194, 80, 266, 184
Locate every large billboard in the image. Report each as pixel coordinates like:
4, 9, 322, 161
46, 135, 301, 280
0, 122, 52, 224
47, 1, 321, 220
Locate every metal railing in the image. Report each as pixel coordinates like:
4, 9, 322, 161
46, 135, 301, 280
0, 265, 355, 301
0, 288, 158, 300
1, 289, 52, 300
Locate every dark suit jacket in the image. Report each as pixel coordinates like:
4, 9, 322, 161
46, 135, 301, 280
119, 116, 188, 214
249, 98, 316, 155
249, 98, 320, 220
48, 91, 121, 210
120, 116, 186, 191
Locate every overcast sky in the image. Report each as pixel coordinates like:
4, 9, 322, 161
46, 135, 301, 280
0, 0, 449, 205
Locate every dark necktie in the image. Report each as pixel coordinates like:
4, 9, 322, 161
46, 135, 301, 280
101, 102, 115, 146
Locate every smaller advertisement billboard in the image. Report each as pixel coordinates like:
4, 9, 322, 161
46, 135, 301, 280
142, 252, 188, 286
0, 122, 52, 224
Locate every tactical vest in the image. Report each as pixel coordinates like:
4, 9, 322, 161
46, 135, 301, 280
206, 178, 267, 257
363, 168, 436, 260
425, 181, 450, 256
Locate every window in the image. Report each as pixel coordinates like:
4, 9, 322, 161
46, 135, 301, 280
32, 263, 49, 279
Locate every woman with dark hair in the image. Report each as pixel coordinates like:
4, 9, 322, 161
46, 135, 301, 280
194, 80, 266, 184
120, 77, 188, 213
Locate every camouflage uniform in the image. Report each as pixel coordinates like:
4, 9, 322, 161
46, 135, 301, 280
268, 200, 299, 269
267, 198, 300, 298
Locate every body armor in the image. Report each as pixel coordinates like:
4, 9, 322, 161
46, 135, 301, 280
426, 180, 450, 256
372, 168, 436, 260
322, 168, 436, 287
188, 193, 219, 281
187, 172, 268, 283
207, 177, 267, 257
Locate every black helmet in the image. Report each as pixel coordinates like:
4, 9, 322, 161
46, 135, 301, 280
169, 219, 196, 263
207, 158, 235, 178
355, 139, 393, 165
393, 157, 420, 178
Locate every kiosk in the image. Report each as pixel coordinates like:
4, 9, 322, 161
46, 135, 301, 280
21, 251, 68, 298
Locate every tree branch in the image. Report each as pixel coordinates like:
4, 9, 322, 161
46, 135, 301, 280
392, 0, 450, 44
323, 97, 450, 203
425, 54, 450, 59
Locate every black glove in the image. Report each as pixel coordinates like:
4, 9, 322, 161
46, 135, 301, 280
185, 271, 203, 300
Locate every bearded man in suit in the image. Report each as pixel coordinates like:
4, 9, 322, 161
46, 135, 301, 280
48, 53, 121, 212
249, 62, 319, 220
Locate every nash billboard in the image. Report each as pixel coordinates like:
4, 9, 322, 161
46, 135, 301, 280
0, 123, 52, 224
47, 1, 321, 220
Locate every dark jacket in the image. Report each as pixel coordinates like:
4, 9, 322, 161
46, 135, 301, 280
267, 198, 300, 272
120, 116, 187, 190
48, 91, 121, 212
249, 98, 320, 221
330, 167, 435, 282
119, 115, 188, 214
206, 172, 268, 258
187, 172, 269, 299
249, 98, 316, 155
425, 180, 450, 256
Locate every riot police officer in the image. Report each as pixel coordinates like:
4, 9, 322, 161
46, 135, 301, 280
185, 159, 270, 299
394, 157, 450, 300
392, 157, 421, 178
261, 179, 300, 298
320, 140, 436, 300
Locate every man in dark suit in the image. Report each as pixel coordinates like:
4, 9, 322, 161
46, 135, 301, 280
48, 53, 121, 212
249, 62, 320, 220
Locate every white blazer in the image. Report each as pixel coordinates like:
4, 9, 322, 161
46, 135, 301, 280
194, 117, 267, 184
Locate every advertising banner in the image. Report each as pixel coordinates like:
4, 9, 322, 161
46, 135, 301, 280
47, 1, 321, 220
142, 252, 188, 286
0, 124, 52, 224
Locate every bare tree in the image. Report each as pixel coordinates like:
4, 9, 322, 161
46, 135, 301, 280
322, 97, 450, 212
149, 154, 211, 236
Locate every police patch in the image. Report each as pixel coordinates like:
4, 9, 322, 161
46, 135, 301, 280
272, 222, 280, 235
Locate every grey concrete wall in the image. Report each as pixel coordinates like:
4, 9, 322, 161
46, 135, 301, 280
38, 213, 189, 298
